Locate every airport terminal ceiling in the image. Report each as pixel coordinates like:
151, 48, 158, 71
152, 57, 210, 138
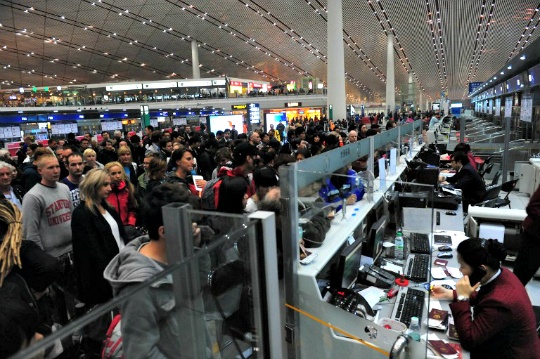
0, 0, 538, 103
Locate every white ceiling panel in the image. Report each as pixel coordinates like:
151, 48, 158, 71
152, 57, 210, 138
0, 0, 538, 101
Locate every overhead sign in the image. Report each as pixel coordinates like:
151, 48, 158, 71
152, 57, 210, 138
106, 84, 142, 91
468, 82, 483, 94
232, 104, 247, 110
143, 81, 178, 89
285, 102, 302, 107
178, 80, 212, 87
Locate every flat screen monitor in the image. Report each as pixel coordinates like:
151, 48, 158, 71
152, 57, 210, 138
265, 113, 287, 132
329, 236, 364, 289
209, 115, 245, 134
416, 168, 440, 187
367, 215, 387, 263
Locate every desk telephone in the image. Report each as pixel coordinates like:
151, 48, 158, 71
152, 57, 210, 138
324, 287, 377, 320
357, 264, 395, 289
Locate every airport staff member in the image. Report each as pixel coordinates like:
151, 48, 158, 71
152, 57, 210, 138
429, 112, 441, 129
439, 151, 486, 213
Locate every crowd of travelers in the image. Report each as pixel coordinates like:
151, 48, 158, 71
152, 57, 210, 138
0, 111, 405, 358
4, 109, 537, 358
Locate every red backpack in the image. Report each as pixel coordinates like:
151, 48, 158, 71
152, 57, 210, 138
102, 314, 123, 359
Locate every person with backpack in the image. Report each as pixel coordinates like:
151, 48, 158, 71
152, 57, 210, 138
103, 183, 205, 358
201, 142, 257, 211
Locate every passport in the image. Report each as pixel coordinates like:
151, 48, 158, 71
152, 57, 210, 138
428, 308, 449, 330
448, 323, 459, 341
428, 339, 458, 356
429, 308, 448, 322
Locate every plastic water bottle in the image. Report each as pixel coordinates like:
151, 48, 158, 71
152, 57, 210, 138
406, 316, 421, 341
395, 230, 404, 259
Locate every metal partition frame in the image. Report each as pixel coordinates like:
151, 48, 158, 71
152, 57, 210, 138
12, 206, 282, 359
279, 120, 423, 359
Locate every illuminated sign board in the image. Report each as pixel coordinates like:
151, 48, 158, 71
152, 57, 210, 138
247, 103, 260, 124
178, 80, 212, 87
143, 81, 178, 89
230, 81, 243, 86
468, 82, 482, 95
232, 104, 247, 110
212, 79, 226, 86
106, 84, 142, 91
284, 102, 302, 107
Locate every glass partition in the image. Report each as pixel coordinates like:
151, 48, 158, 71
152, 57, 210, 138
280, 123, 433, 359
10, 207, 281, 359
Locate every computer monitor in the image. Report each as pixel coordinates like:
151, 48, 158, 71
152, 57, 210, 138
399, 191, 429, 208
366, 215, 387, 263
415, 168, 440, 187
329, 236, 364, 289
385, 191, 402, 230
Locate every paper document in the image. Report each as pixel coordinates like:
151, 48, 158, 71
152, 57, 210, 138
358, 287, 386, 309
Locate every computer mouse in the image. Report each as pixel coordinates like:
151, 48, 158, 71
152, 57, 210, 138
437, 252, 453, 259
438, 246, 452, 252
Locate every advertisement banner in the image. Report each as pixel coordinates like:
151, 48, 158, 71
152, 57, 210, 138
504, 97, 513, 118
520, 93, 533, 122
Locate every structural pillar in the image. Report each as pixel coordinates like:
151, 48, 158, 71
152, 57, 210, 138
385, 33, 396, 116
327, 0, 346, 121
419, 91, 423, 112
191, 40, 201, 79
407, 73, 414, 107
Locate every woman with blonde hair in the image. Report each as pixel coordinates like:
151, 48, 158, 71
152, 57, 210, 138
83, 148, 103, 174
104, 162, 138, 228
117, 145, 138, 184
71, 169, 126, 306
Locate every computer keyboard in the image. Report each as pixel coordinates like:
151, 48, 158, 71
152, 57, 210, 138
391, 287, 426, 327
404, 254, 430, 282
409, 233, 431, 254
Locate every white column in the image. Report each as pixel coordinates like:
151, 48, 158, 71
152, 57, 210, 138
385, 33, 396, 115
327, 0, 346, 121
408, 73, 414, 106
191, 40, 201, 79
419, 92, 423, 112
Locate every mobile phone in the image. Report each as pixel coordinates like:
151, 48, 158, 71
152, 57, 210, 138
468, 266, 487, 286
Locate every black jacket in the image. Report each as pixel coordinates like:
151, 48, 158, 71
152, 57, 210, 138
21, 162, 41, 193
447, 163, 486, 207
71, 201, 127, 305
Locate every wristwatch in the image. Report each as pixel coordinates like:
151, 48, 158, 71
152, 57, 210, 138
457, 295, 470, 302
